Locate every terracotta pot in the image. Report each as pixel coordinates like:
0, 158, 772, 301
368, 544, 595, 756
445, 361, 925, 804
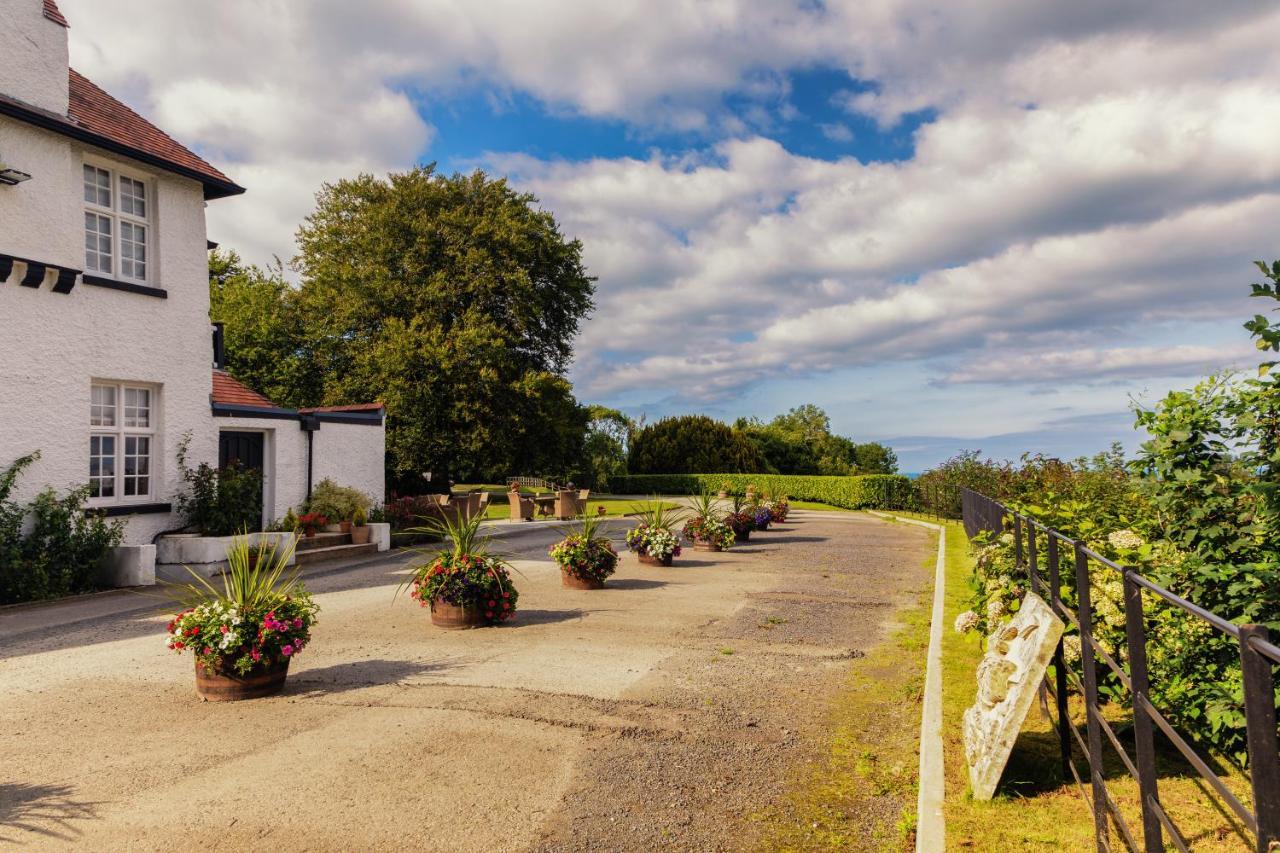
247, 552, 261, 570
717, 490, 728, 498
350, 525, 372, 545
303, 528, 317, 538
430, 599, 485, 629
561, 568, 604, 590
195, 658, 289, 702
637, 552, 673, 567
736, 529, 751, 542
693, 539, 722, 552
338, 520, 353, 534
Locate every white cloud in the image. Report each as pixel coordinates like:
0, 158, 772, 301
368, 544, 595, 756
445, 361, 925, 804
52, 0, 1280, 430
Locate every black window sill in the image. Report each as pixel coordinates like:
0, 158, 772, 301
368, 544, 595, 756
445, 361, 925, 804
82, 274, 167, 299
90, 502, 173, 517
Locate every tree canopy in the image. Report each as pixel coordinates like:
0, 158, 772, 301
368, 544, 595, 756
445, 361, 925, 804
629, 415, 767, 474
211, 166, 596, 487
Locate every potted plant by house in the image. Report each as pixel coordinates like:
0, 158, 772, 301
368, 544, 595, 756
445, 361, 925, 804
297, 512, 327, 538
350, 506, 372, 545
403, 511, 518, 629
770, 495, 791, 523
682, 491, 736, 552
306, 479, 373, 534
165, 535, 318, 701
549, 513, 618, 589
625, 498, 685, 566
724, 494, 756, 542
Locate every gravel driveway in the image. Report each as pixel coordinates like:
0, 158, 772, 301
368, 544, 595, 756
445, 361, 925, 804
0, 510, 932, 851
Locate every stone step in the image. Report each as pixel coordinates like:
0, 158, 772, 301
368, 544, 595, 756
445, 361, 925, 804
297, 532, 351, 552
294, 542, 379, 566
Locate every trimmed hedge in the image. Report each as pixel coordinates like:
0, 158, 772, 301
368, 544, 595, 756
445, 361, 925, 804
606, 473, 912, 510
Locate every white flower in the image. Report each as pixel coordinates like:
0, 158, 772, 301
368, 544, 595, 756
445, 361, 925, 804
1063, 635, 1082, 664
999, 533, 1014, 545
1107, 529, 1145, 551
986, 598, 1007, 620
954, 611, 980, 633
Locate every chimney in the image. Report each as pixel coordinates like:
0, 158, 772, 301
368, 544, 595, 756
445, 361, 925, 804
0, 0, 71, 115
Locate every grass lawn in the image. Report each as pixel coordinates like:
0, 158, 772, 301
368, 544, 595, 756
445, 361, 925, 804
477, 497, 680, 521
877, 513, 1256, 851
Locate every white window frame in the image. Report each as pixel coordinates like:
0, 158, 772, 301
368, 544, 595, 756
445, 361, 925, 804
82, 158, 153, 285
89, 381, 158, 506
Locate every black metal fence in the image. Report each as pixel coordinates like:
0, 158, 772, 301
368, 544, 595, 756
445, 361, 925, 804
960, 487, 1280, 852
872, 479, 961, 519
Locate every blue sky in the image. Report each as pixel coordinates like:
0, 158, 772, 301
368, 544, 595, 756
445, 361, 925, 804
62, 0, 1280, 471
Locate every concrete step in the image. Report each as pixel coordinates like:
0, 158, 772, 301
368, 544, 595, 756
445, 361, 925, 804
297, 532, 351, 552
294, 542, 379, 566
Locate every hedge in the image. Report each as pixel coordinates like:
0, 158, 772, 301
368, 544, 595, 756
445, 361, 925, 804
605, 473, 912, 510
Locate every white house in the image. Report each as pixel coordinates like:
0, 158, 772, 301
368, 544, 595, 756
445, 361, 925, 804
0, 0, 386, 582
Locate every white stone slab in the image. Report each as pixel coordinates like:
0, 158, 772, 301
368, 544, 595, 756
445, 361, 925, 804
963, 591, 1065, 800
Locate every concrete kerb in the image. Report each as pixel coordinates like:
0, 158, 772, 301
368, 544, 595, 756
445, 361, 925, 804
868, 510, 946, 853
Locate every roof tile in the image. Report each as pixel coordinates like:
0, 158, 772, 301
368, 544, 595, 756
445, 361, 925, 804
43, 0, 68, 27
212, 370, 279, 409
68, 69, 237, 190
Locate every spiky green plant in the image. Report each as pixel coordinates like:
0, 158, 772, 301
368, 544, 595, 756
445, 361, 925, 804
688, 489, 723, 524
632, 496, 686, 532
166, 533, 303, 612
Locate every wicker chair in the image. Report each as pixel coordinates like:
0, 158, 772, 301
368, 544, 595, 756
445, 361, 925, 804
508, 490, 534, 521
554, 490, 582, 520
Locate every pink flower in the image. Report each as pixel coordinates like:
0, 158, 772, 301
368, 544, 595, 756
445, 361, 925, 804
293, 618, 303, 629
251, 649, 261, 661
220, 625, 229, 634
282, 645, 294, 656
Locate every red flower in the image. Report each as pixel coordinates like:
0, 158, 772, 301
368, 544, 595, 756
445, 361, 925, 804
485, 611, 494, 619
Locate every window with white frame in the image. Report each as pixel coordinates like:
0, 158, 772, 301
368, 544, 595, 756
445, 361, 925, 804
89, 382, 156, 502
83, 163, 151, 282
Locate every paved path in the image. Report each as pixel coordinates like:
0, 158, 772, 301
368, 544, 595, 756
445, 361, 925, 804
0, 510, 933, 851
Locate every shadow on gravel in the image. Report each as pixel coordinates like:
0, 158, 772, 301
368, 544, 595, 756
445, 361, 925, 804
509, 608, 587, 626
669, 559, 719, 568
288, 659, 456, 695
605, 579, 667, 591
749, 535, 826, 545
0, 782, 101, 843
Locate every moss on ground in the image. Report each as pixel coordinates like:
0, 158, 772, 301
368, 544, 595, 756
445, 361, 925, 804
755, 527, 934, 851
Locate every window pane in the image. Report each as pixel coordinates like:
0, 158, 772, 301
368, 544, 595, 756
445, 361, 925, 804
90, 434, 116, 498
90, 385, 116, 426
123, 435, 150, 498
120, 222, 146, 281
120, 177, 146, 218
124, 387, 150, 428
83, 165, 111, 207
85, 212, 113, 274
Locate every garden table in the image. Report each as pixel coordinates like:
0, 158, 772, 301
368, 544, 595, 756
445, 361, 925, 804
533, 495, 556, 517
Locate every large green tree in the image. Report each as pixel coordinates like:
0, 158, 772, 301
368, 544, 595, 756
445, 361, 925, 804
212, 166, 597, 487
629, 415, 766, 474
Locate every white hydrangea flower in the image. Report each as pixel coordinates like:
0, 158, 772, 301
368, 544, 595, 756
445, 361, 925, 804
986, 598, 1007, 620
954, 610, 980, 633
1107, 529, 1145, 551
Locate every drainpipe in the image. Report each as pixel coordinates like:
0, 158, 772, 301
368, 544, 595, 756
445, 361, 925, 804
301, 415, 320, 500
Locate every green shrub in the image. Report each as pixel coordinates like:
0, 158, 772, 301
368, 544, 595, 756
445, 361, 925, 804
175, 434, 264, 536
0, 452, 124, 605
306, 478, 373, 522
606, 473, 911, 509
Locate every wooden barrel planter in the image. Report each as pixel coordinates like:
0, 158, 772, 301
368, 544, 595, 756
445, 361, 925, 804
733, 528, 751, 542
561, 569, 605, 590
430, 599, 485, 629
195, 659, 290, 701
692, 539, 722, 552
637, 552, 673, 567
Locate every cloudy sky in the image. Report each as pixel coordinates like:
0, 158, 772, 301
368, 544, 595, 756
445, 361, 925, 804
60, 0, 1280, 470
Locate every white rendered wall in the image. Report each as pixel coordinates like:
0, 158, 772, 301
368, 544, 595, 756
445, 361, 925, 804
0, 0, 69, 115
0, 114, 218, 546
311, 421, 386, 509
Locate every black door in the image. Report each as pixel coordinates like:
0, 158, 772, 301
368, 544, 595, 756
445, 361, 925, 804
219, 431, 264, 471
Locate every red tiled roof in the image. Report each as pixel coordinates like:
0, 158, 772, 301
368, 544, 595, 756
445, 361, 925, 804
43, 0, 68, 27
212, 370, 278, 409
299, 403, 385, 414
68, 69, 239, 193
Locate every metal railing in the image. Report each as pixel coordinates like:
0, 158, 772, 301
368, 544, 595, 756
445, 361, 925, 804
873, 479, 961, 519
960, 487, 1280, 852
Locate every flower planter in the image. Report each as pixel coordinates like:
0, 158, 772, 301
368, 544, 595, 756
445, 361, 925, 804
561, 568, 605, 590
693, 539, 723, 552
350, 525, 372, 545
637, 552, 673, 567
338, 520, 353, 534
195, 658, 290, 702
430, 598, 485, 629
731, 528, 751, 542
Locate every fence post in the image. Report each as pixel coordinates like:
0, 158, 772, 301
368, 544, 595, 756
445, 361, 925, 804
1075, 540, 1110, 852
1239, 624, 1280, 852
1014, 514, 1024, 571
1027, 522, 1039, 599
1047, 535, 1071, 781
1123, 570, 1163, 853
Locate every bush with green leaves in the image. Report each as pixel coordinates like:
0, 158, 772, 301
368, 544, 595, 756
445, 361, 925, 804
174, 434, 264, 536
0, 452, 124, 605
305, 479, 373, 522
607, 473, 911, 510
